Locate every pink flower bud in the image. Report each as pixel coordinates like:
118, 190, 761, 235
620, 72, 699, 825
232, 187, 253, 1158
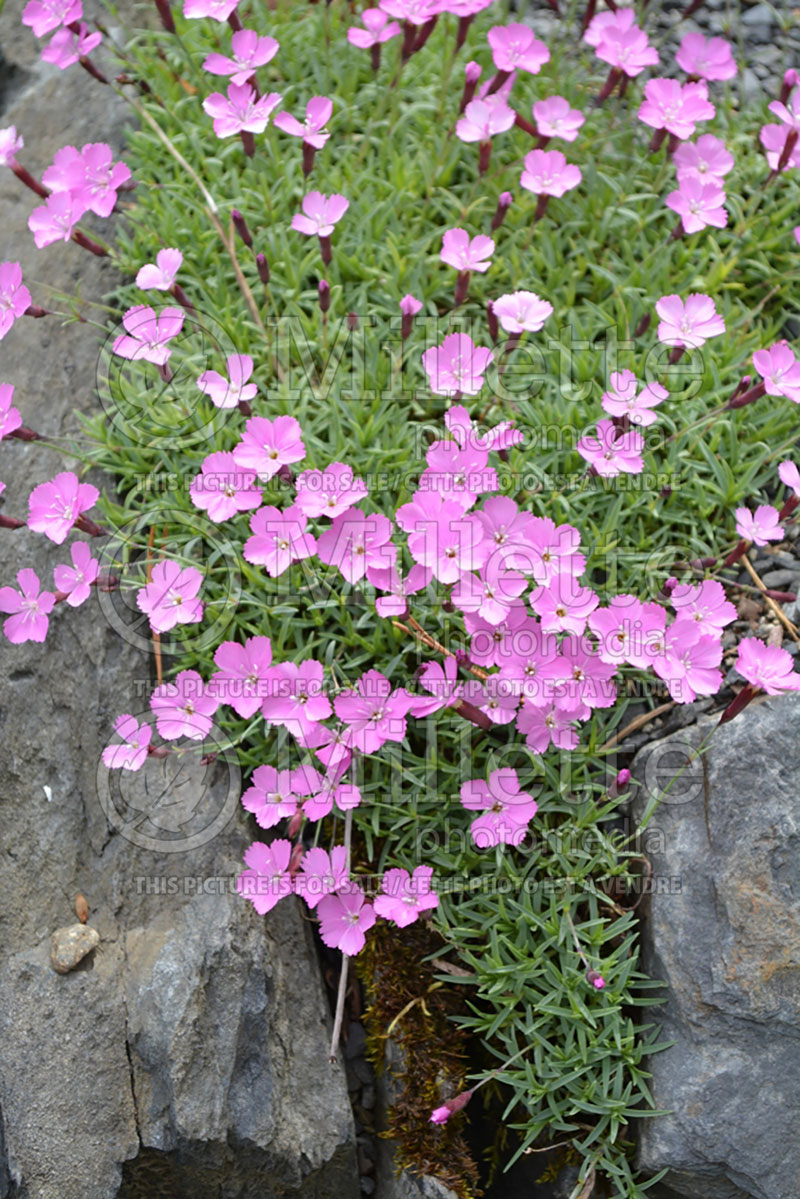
586, 969, 605, 989
429, 1089, 473, 1124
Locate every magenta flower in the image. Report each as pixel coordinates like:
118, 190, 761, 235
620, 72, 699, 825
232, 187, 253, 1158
373, 866, 439, 928
202, 83, 282, 138
136, 248, 183, 291
0, 384, 22, 441
456, 96, 515, 143
460, 767, 538, 848
0, 263, 31, 340
670, 579, 736, 635
441, 228, 494, 274
53, 541, 99, 606
237, 839, 293, 916
41, 22, 102, 68
27, 192, 86, 248
291, 191, 349, 237
294, 846, 349, 910
317, 509, 395, 584
451, 561, 527, 626
652, 619, 722, 703
347, 8, 401, 48
675, 33, 736, 82
576, 420, 645, 477
638, 79, 715, 141
666, 176, 728, 234
21, 0, 81, 37
600, 371, 668, 427
524, 517, 585, 586
295, 461, 368, 517
274, 96, 333, 150
212, 634, 274, 718
760, 123, 800, 172
491, 291, 553, 335
752, 342, 800, 404
334, 669, 413, 754
768, 88, 800, 131
151, 669, 219, 740
43, 143, 131, 218
421, 435, 497, 508
112, 305, 184, 365
588, 595, 649, 666
520, 149, 581, 197
379, 0, 441, 24
735, 505, 782, 546
466, 603, 543, 670
136, 560, 204, 633
779, 460, 800, 497
533, 96, 585, 142
189, 451, 262, 522
530, 571, 599, 636
586, 11, 658, 77
101, 714, 152, 772
487, 24, 549, 74
517, 700, 579, 754
27, 471, 99, 544
655, 293, 725, 348
233, 414, 306, 479
318, 885, 375, 955
673, 135, 734, 187
367, 562, 430, 617
243, 504, 317, 576
202, 29, 279, 85
0, 568, 55, 644
261, 659, 332, 732
197, 354, 257, 408
241, 765, 300, 829
405, 497, 488, 583
736, 638, 800, 695
0, 127, 24, 167
184, 0, 241, 19
408, 656, 465, 717
422, 332, 494, 396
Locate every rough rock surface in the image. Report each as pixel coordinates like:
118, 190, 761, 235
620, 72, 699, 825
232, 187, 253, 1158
631, 693, 800, 1199
0, 5, 357, 1198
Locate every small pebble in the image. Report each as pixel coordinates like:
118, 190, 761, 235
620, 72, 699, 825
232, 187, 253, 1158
50, 923, 99, 974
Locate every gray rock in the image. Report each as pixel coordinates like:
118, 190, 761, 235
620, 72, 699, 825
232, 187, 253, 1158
49, 923, 100, 974
760, 568, 799, 590
631, 693, 800, 1199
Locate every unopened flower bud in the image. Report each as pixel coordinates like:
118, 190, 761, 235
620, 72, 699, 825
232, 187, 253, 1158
608, 768, 631, 799
287, 808, 304, 840
154, 0, 176, 33
429, 1088, 473, 1124
318, 279, 330, 314
347, 311, 358, 331
487, 300, 499, 345
780, 68, 800, 105
256, 252, 270, 284
232, 208, 253, 247
586, 969, 606, 989
633, 312, 651, 339
660, 575, 679, 598
490, 191, 512, 231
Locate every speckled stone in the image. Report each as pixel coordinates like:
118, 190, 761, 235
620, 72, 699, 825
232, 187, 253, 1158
50, 924, 100, 974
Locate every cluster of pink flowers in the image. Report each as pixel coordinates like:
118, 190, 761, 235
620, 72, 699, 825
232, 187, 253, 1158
22, 0, 103, 72
28, 141, 129, 248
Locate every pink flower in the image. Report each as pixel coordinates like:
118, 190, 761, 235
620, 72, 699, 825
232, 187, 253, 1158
586, 11, 658, 77
243, 504, 317, 576
400, 293, 423, 317
237, 839, 293, 916
576, 419, 645, 477
291, 191, 349, 236
670, 579, 736, 635
136, 248, 183, 291
241, 765, 300, 829
136, 560, 204, 633
655, 292, 725, 348
532, 96, 585, 142
196, 354, 258, 410
202, 29, 279, 85
420, 436, 497, 508
517, 699, 580, 753
233, 414, 306, 479
408, 656, 465, 717
456, 97, 515, 143
41, 22, 102, 68
0, 569, 55, 644
0, 384, 22, 441
673, 134, 734, 184
440, 228, 494, 273
27, 470, 99, 544
736, 638, 800, 695
637, 79, 715, 140
334, 669, 413, 754
150, 669, 219, 740
189, 451, 262, 522
0, 263, 31, 340
274, 96, 333, 150
475, 671, 521, 724
406, 497, 488, 583
600, 371, 668, 427
261, 659, 332, 732
443, 403, 523, 453
465, 603, 543, 669
373, 866, 439, 927
675, 33, 736, 82
473, 496, 538, 571
768, 88, 800, 131
735, 505, 782, 546
451, 562, 527, 626
184, 0, 241, 19
530, 571, 599, 636
367, 562, 430, 617
112, 305, 184, 365
43, 143, 131, 218
520, 149, 581, 197
101, 714, 152, 771
347, 8, 401, 48
0, 127, 24, 167
53, 541, 99, 606
202, 83, 282, 137
779, 460, 800, 497
666, 175, 727, 234
760, 124, 800, 172
27, 192, 86, 248
652, 619, 722, 702
487, 24, 549, 74
422, 333, 494, 396
752, 341, 800, 403
491, 291, 553, 334
295, 461, 368, 517
21, 0, 82, 38
294, 846, 349, 909
378, 0, 440, 24
318, 885, 376, 955
316, 508, 395, 584
211, 635, 274, 718
525, 517, 585, 585
460, 767, 538, 847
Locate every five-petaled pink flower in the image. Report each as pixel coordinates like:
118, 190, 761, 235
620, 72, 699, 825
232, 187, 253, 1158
460, 767, 538, 847
151, 669, 219, 740
367, 562, 430, 617
638, 79, 715, 140
189, 451, 262, 522
752, 342, 800, 404
440, 228, 494, 273
211, 634, 274, 718
347, 8, 401, 48
0, 262, 32, 339
585, 10, 658, 77
520, 149, 581, 197
237, 839, 294, 915
21, 0, 82, 38
734, 505, 782, 546
318, 884, 376, 955
202, 29, 279, 85
666, 176, 728, 233
0, 569, 55, 644
670, 579, 736, 635
673, 134, 734, 184
53, 541, 99, 606
101, 714, 152, 771
334, 668, 413, 754
243, 504, 317, 576
136, 560, 204, 633
533, 96, 585, 142
487, 24, 549, 74
233, 414, 306, 479
202, 83, 282, 138
27, 470, 99, 544
0, 384, 22, 441
456, 97, 515, 143
42, 142, 131, 218
136, 248, 183, 291
184, 0, 241, 19
530, 571, 599, 636
274, 97, 333, 149
779, 460, 800, 498
241, 765, 300, 829
0, 127, 24, 167
675, 33, 736, 82
295, 461, 368, 517
294, 846, 349, 909
197, 352, 257, 409
112, 305, 184, 365
291, 191, 349, 236
491, 291, 553, 334
600, 371, 668, 426
316, 508, 396, 583
28, 192, 85, 248
261, 659, 332, 732
422, 332, 494, 396
576, 420, 645, 477
655, 293, 725, 348
41, 22, 102, 69
373, 866, 439, 927
405, 496, 488, 582
652, 620, 722, 703
408, 655, 466, 717
735, 638, 800, 694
